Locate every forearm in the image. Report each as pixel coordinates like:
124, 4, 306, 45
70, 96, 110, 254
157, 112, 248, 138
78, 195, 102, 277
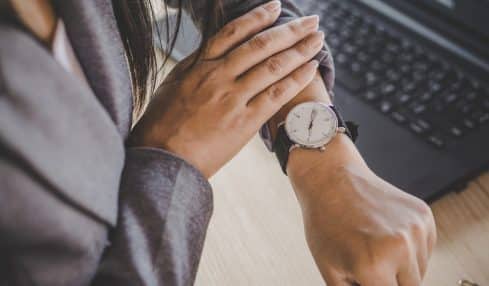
267, 72, 367, 204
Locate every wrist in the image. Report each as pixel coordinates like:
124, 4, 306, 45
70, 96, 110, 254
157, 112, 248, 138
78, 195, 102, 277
287, 133, 370, 203
269, 71, 331, 140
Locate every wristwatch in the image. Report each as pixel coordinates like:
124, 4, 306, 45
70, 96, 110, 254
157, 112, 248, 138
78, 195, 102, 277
273, 102, 358, 174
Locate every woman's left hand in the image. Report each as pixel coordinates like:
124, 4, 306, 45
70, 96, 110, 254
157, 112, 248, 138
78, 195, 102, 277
129, 2, 323, 178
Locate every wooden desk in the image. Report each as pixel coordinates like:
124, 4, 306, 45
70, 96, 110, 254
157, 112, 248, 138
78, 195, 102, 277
195, 136, 489, 286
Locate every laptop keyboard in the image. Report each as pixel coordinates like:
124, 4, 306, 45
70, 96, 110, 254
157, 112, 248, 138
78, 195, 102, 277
303, 0, 489, 149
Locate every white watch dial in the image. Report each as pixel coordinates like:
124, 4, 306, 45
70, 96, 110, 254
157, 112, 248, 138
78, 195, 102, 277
285, 102, 338, 148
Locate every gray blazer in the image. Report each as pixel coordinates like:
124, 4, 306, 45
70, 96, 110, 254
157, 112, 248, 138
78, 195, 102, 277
0, 0, 332, 285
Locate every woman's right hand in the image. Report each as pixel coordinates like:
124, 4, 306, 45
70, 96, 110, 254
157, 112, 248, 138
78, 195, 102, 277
130, 1, 325, 178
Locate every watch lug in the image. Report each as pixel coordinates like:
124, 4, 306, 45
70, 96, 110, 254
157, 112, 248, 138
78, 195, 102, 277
289, 144, 301, 153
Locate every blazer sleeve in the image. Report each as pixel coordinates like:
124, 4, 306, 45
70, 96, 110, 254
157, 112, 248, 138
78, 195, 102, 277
92, 147, 213, 286
0, 146, 212, 286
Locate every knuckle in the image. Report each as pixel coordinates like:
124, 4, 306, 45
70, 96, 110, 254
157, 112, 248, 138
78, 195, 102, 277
266, 57, 285, 75
289, 71, 305, 85
288, 21, 303, 35
222, 23, 238, 39
418, 201, 433, 219
196, 65, 221, 89
389, 230, 411, 253
227, 113, 247, 129
205, 42, 218, 58
267, 84, 287, 100
409, 219, 426, 239
413, 198, 435, 228
220, 91, 245, 108
353, 254, 384, 277
252, 7, 270, 23
250, 33, 272, 50
297, 40, 312, 57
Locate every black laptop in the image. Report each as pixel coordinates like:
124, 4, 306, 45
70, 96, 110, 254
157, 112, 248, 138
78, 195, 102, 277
160, 0, 489, 201
295, 0, 489, 201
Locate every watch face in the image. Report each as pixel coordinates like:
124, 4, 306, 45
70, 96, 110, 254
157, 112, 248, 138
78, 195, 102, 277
285, 102, 338, 148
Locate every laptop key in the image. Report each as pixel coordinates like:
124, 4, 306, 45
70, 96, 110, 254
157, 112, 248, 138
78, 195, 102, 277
416, 119, 432, 131
370, 60, 385, 72
444, 93, 459, 104
462, 119, 476, 129
365, 72, 379, 86
411, 102, 427, 115
427, 135, 445, 148
386, 69, 402, 82
409, 118, 431, 134
363, 90, 381, 101
335, 53, 349, 66
419, 91, 434, 103
350, 61, 364, 74
448, 126, 464, 137
380, 100, 394, 113
391, 111, 407, 124
397, 93, 412, 104
428, 80, 443, 93
380, 82, 396, 97
402, 82, 417, 93
477, 112, 489, 124
409, 122, 427, 135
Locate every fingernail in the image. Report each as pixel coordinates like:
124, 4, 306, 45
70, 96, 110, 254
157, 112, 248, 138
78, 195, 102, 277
302, 15, 320, 30
264, 0, 281, 12
311, 60, 320, 68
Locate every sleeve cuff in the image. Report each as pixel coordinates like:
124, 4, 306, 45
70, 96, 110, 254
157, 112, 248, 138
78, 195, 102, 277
124, 147, 212, 195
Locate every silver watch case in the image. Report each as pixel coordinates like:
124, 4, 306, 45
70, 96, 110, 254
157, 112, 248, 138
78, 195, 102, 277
282, 102, 346, 152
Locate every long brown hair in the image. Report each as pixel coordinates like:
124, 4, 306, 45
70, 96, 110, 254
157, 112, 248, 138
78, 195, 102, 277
112, 0, 223, 117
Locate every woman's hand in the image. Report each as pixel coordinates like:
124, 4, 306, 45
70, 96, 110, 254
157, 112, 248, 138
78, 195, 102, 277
129, 1, 324, 178
288, 135, 437, 286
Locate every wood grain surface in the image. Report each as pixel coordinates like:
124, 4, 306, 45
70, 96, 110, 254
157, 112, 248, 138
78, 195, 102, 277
195, 136, 489, 286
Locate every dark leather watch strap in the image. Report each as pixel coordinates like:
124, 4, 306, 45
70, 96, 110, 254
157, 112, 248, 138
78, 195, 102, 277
273, 105, 358, 175
273, 125, 295, 174
330, 105, 359, 141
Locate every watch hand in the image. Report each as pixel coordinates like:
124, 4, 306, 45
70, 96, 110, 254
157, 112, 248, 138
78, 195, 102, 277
308, 109, 317, 130
311, 109, 318, 122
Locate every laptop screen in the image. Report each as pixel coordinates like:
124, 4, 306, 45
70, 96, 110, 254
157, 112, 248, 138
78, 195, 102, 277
383, 0, 489, 58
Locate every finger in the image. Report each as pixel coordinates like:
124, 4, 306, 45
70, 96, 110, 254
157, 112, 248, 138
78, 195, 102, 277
416, 203, 437, 278
397, 257, 422, 286
412, 223, 429, 279
322, 268, 352, 286
246, 60, 319, 124
204, 0, 282, 59
426, 208, 437, 257
225, 15, 320, 76
324, 275, 352, 286
356, 275, 398, 286
355, 267, 398, 286
237, 31, 324, 101
416, 239, 429, 279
